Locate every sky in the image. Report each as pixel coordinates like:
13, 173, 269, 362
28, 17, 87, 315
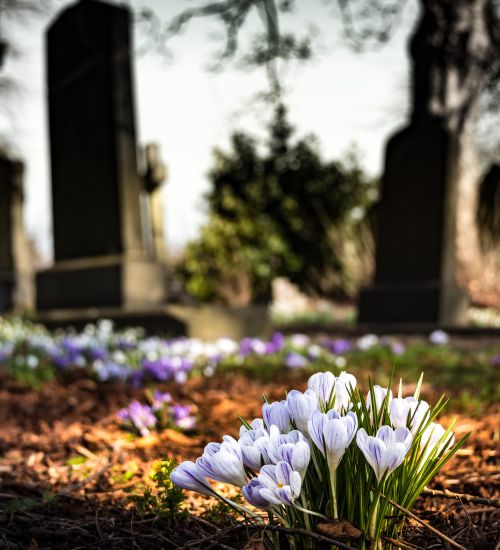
0, 0, 418, 262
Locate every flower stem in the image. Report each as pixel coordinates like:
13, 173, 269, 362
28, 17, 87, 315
369, 499, 379, 541
292, 503, 329, 521
329, 468, 338, 519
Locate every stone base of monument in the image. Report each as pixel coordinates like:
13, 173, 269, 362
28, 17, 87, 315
36, 255, 167, 311
168, 305, 270, 340
36, 306, 186, 336
358, 280, 469, 326
36, 303, 270, 340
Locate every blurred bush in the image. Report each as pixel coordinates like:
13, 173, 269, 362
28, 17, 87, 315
178, 104, 379, 305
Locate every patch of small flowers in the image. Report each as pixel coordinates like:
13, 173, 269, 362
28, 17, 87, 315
170, 371, 468, 549
117, 389, 196, 437
1, 317, 498, 412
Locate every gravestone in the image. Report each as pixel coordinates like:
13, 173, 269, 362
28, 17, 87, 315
0, 156, 34, 312
358, 0, 494, 326
37, 0, 166, 311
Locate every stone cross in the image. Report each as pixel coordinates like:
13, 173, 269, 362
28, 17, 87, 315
142, 143, 168, 262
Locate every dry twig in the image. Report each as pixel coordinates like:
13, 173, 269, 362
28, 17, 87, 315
422, 486, 500, 508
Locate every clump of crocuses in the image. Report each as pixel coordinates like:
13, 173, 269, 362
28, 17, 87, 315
170, 371, 467, 548
118, 390, 196, 437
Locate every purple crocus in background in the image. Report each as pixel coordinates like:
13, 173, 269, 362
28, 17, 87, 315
118, 390, 196, 436
429, 330, 450, 346
290, 334, 310, 348
93, 360, 131, 382
239, 337, 267, 357
0, 342, 14, 364
391, 342, 406, 355
329, 339, 353, 355
141, 357, 172, 382
285, 352, 309, 369
151, 390, 172, 411
266, 332, 285, 354
88, 346, 108, 361
118, 401, 158, 436
172, 404, 196, 430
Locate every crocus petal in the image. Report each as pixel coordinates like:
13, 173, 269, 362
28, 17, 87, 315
275, 461, 293, 487
389, 397, 410, 428
170, 461, 212, 496
210, 449, 247, 487
277, 485, 294, 504
290, 440, 310, 478
289, 470, 302, 498
242, 479, 270, 509
377, 425, 395, 447
260, 487, 283, 505
263, 401, 291, 433
308, 410, 326, 456
334, 372, 357, 411
394, 427, 412, 451
324, 418, 349, 470
259, 464, 279, 486
286, 389, 317, 434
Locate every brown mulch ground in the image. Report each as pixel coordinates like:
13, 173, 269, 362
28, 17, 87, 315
0, 372, 498, 549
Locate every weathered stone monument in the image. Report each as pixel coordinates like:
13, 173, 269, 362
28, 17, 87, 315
141, 143, 168, 263
0, 155, 34, 312
359, 0, 496, 326
37, 0, 167, 312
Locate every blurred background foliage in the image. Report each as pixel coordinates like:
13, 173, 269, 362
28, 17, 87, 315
178, 103, 378, 305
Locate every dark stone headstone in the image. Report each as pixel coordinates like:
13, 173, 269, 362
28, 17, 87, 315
358, 121, 465, 324
357, 0, 497, 326
0, 156, 34, 312
37, 0, 166, 311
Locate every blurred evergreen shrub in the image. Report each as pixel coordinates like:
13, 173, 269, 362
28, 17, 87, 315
179, 104, 379, 304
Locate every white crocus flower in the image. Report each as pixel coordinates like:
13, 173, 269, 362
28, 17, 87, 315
286, 389, 318, 434
333, 372, 357, 413
389, 397, 430, 434
196, 436, 247, 487
267, 429, 311, 479
170, 461, 213, 495
429, 330, 450, 345
215, 337, 239, 355
263, 400, 292, 433
243, 462, 302, 508
419, 422, 455, 465
308, 371, 336, 407
307, 372, 357, 412
356, 426, 412, 482
239, 421, 275, 469
308, 410, 358, 471
357, 334, 379, 350
366, 385, 393, 424
239, 418, 265, 437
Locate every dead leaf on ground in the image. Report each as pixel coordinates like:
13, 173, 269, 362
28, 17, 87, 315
243, 534, 265, 550
161, 428, 200, 446
316, 519, 362, 539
